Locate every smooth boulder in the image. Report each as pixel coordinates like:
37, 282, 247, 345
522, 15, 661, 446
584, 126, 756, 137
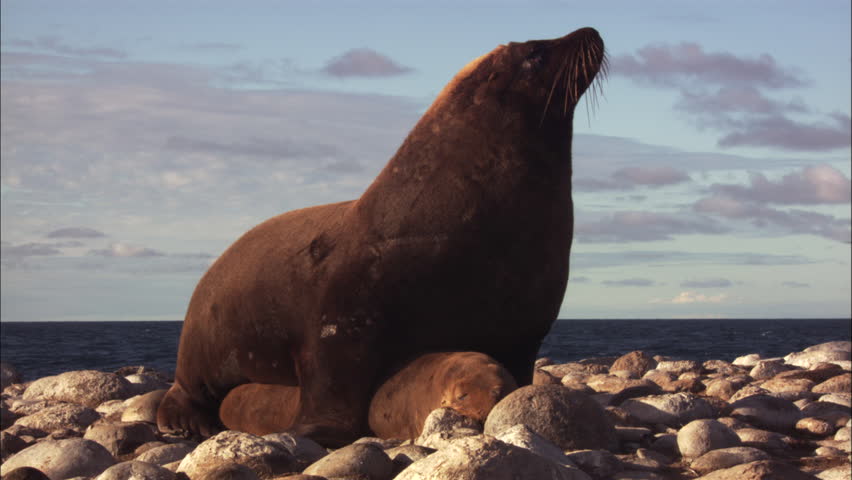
0, 438, 116, 479
484, 385, 616, 451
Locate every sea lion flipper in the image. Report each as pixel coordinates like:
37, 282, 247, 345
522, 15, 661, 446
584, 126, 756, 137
219, 383, 301, 436
157, 381, 222, 438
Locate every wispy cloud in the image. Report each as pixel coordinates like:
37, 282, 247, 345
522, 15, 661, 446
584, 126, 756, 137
692, 165, 851, 242
88, 243, 165, 258
602, 278, 657, 287
322, 48, 413, 78
6, 36, 127, 59
612, 42, 805, 88
651, 291, 728, 304
576, 211, 726, 243
680, 278, 732, 288
46, 227, 106, 239
612, 42, 849, 152
576, 165, 691, 191
708, 164, 851, 205
782, 281, 810, 288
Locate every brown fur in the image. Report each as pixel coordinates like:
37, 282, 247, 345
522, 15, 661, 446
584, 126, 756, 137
219, 383, 300, 436
157, 28, 606, 446
218, 352, 516, 439
369, 352, 517, 440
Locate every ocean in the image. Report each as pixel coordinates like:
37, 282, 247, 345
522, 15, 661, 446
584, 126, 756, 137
1, 319, 849, 382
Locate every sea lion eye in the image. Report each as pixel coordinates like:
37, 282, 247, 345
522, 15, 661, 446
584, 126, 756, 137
457, 393, 468, 401
522, 54, 543, 70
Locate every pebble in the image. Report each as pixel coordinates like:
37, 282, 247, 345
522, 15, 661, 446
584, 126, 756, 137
94, 460, 176, 480
610, 351, 658, 379
83, 421, 159, 456
1, 342, 848, 479
396, 434, 588, 480
134, 442, 197, 466
484, 384, 617, 450
303, 443, 394, 480
176, 430, 295, 478
121, 389, 167, 423
620, 392, 716, 427
689, 446, 770, 475
23, 370, 133, 408
676, 419, 740, 458
727, 394, 801, 432
495, 423, 576, 467
13, 403, 100, 434
0, 438, 116, 479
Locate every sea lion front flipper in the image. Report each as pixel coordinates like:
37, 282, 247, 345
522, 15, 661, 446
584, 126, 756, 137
157, 380, 222, 438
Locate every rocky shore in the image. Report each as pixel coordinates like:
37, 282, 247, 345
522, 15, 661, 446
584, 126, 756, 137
1, 341, 850, 480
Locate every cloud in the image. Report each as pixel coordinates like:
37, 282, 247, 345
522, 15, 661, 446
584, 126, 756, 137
782, 281, 810, 288
2, 242, 62, 257
575, 165, 691, 191
716, 113, 851, 151
6, 36, 127, 59
322, 48, 413, 77
165, 135, 339, 160
680, 278, 732, 288
693, 195, 850, 242
576, 211, 726, 242
651, 291, 728, 304
708, 164, 851, 205
602, 278, 656, 287
88, 243, 165, 258
46, 227, 107, 239
676, 86, 808, 116
611, 42, 805, 88
0, 241, 84, 268
571, 250, 814, 270
612, 42, 850, 152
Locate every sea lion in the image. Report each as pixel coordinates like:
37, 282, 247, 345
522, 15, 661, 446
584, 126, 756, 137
368, 351, 518, 440
157, 27, 606, 446
218, 352, 517, 439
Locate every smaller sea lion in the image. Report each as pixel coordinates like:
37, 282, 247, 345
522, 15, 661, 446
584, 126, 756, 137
218, 351, 517, 439
368, 351, 517, 439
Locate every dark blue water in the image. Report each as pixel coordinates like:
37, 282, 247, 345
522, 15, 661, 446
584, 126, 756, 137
1, 319, 849, 381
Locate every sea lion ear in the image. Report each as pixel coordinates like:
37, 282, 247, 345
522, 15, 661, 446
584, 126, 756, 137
474, 71, 509, 105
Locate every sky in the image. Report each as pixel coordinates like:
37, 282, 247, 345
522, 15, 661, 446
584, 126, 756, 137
1, 1, 850, 322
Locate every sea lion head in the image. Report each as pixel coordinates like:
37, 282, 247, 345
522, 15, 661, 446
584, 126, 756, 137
430, 27, 607, 128
439, 357, 519, 422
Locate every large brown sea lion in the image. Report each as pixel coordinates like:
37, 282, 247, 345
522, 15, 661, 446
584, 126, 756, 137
157, 27, 606, 446
218, 352, 517, 439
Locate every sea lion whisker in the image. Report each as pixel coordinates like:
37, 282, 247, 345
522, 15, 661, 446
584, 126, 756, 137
540, 60, 568, 126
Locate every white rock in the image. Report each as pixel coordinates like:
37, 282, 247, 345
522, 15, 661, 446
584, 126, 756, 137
396, 435, 591, 480
676, 419, 740, 458
0, 438, 116, 479
785, 350, 851, 369
94, 460, 175, 480
23, 370, 133, 408
14, 403, 100, 433
805, 341, 852, 353
817, 464, 852, 480
135, 442, 197, 466
496, 424, 576, 467
620, 393, 716, 427
177, 430, 294, 478
732, 354, 762, 367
